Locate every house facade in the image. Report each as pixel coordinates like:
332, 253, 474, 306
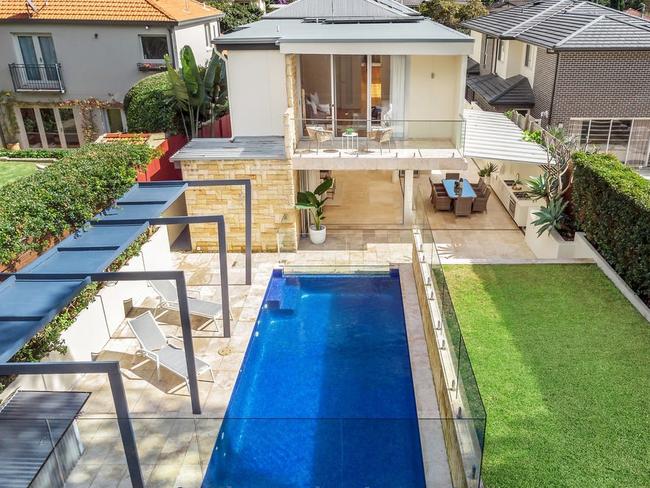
171, 0, 475, 253
0, 0, 221, 149
463, 0, 650, 167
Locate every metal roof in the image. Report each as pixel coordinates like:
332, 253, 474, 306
0, 390, 89, 487
463, 109, 549, 164
171, 137, 287, 161
463, 0, 650, 50
264, 0, 420, 20
216, 17, 471, 47
467, 73, 535, 106
0, 182, 187, 363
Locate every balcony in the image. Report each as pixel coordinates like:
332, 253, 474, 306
291, 118, 466, 171
9, 63, 65, 93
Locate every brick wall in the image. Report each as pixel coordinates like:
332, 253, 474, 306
531, 47, 557, 121
180, 159, 298, 253
550, 51, 650, 127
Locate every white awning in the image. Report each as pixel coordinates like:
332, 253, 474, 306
463, 109, 549, 165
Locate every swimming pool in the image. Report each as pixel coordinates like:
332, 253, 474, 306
202, 270, 425, 487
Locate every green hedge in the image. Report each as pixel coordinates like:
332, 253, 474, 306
572, 152, 650, 305
0, 148, 71, 159
124, 72, 182, 134
0, 142, 156, 267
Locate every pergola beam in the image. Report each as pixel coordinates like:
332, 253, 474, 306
0, 361, 144, 488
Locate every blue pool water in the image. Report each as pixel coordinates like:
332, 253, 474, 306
202, 270, 425, 487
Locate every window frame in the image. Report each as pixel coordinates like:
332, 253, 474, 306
139, 34, 169, 62
497, 39, 505, 62
524, 44, 532, 68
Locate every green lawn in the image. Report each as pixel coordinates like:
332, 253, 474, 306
444, 264, 649, 488
0, 162, 37, 187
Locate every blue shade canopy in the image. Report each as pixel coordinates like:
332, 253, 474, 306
0, 182, 187, 363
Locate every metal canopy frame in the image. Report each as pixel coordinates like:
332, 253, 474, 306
0, 361, 144, 488
0, 178, 254, 488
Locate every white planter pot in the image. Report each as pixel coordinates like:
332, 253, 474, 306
308, 224, 327, 245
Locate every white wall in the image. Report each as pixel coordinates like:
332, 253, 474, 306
469, 31, 482, 63
494, 40, 536, 85
174, 21, 219, 66
227, 49, 288, 136
404, 55, 464, 139
0, 21, 218, 104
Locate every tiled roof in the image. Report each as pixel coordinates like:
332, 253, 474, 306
467, 73, 535, 106
463, 0, 650, 50
0, 0, 222, 24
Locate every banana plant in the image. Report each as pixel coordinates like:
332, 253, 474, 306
531, 197, 568, 237
296, 178, 333, 230
164, 46, 227, 138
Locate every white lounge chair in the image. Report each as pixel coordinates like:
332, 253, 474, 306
127, 311, 214, 390
149, 279, 229, 329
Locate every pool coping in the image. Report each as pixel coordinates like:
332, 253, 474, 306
398, 263, 454, 488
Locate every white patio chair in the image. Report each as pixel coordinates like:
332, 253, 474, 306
127, 312, 215, 390
149, 279, 230, 330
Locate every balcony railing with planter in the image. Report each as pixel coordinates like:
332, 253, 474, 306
9, 63, 65, 93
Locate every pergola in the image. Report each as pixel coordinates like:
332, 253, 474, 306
0, 179, 252, 488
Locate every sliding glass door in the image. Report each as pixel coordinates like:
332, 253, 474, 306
300, 54, 402, 137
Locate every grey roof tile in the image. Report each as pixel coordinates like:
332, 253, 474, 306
467, 74, 535, 106
462, 0, 650, 50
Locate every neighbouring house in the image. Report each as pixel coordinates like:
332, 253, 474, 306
462, 0, 650, 168
0, 0, 222, 149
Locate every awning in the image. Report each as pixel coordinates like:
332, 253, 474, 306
463, 109, 549, 165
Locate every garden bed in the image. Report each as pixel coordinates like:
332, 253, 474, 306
444, 264, 649, 488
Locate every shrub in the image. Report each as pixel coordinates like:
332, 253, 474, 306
572, 152, 650, 305
124, 72, 182, 134
207, 1, 263, 33
0, 148, 71, 159
0, 142, 156, 267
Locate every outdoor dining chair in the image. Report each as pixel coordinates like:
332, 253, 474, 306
149, 280, 229, 330
472, 187, 492, 212
369, 127, 393, 154
445, 172, 460, 180
127, 311, 214, 391
433, 187, 452, 211
454, 196, 474, 216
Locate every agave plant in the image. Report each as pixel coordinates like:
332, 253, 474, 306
531, 197, 568, 237
164, 46, 227, 138
295, 178, 333, 231
478, 162, 498, 178
527, 173, 552, 205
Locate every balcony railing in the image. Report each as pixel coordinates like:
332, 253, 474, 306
293, 118, 466, 160
9, 63, 65, 93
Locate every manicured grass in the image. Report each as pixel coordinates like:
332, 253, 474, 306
444, 264, 650, 488
0, 162, 37, 186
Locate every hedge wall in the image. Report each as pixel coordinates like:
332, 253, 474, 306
0, 148, 71, 159
124, 72, 182, 134
573, 152, 650, 306
0, 142, 156, 268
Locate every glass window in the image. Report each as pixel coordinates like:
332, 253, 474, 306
140, 36, 168, 60
498, 40, 505, 61
59, 108, 79, 147
20, 108, 41, 147
524, 44, 531, 67
204, 24, 212, 47
106, 108, 124, 133
300, 54, 332, 126
40, 108, 61, 147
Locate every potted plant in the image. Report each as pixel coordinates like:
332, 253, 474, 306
296, 178, 333, 244
477, 162, 498, 184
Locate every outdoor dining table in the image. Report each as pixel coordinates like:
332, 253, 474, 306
442, 179, 477, 199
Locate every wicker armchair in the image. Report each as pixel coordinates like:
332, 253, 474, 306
433, 188, 452, 211
454, 196, 474, 216
445, 172, 460, 180
472, 187, 491, 213
306, 126, 334, 153
370, 127, 393, 154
